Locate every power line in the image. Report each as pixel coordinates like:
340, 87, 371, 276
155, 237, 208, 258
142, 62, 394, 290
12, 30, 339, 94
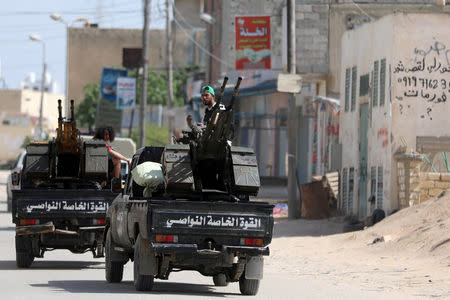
172, 16, 232, 69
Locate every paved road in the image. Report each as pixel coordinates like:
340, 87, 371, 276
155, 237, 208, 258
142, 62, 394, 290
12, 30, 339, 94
0, 171, 415, 299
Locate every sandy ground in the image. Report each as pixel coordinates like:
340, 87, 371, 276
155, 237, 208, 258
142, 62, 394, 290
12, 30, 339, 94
266, 191, 450, 299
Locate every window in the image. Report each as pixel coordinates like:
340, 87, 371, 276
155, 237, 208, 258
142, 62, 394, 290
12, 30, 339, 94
373, 60, 379, 106
342, 168, 348, 213
377, 167, 383, 209
345, 68, 350, 112
380, 58, 386, 106
348, 167, 355, 213
359, 74, 369, 96
351, 67, 357, 111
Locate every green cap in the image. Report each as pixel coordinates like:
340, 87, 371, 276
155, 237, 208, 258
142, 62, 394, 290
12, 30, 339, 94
201, 85, 215, 95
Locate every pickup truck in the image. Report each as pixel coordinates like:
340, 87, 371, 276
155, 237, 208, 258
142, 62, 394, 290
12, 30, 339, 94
12, 99, 122, 268
105, 146, 274, 295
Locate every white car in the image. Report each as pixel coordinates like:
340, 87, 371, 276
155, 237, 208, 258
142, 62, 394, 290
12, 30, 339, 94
6, 149, 26, 212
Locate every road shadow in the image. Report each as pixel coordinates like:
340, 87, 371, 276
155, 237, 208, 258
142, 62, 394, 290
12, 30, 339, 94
273, 216, 346, 238
0, 226, 14, 231
0, 260, 104, 270
30, 280, 239, 297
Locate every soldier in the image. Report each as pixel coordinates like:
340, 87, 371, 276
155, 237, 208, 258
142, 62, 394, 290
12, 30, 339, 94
186, 85, 234, 144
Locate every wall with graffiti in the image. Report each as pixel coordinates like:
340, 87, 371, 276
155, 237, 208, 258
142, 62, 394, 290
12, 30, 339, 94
391, 14, 450, 150
339, 13, 450, 215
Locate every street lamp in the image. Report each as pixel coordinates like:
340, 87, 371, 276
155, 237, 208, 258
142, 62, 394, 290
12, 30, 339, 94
50, 13, 90, 116
50, 13, 70, 116
29, 34, 46, 140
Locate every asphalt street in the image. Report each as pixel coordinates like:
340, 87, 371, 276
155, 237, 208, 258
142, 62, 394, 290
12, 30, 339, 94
0, 170, 416, 300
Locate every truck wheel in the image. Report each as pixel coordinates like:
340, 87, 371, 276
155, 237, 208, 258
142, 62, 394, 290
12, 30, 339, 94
15, 236, 34, 268
213, 273, 228, 286
105, 230, 124, 283
133, 234, 154, 291
239, 273, 260, 296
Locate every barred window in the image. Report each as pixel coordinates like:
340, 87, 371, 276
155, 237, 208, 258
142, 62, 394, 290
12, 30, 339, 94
345, 68, 350, 112
380, 58, 386, 106
342, 168, 348, 213
373, 60, 379, 107
351, 67, 357, 112
377, 167, 383, 209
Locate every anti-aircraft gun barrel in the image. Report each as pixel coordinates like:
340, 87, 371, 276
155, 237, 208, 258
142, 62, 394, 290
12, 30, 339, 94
70, 99, 75, 123
58, 99, 63, 123
227, 76, 242, 111
215, 76, 228, 106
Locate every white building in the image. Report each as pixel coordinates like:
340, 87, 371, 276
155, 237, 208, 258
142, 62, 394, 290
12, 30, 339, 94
339, 13, 450, 218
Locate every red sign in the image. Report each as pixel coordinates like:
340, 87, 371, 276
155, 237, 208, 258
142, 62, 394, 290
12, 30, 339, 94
235, 16, 271, 70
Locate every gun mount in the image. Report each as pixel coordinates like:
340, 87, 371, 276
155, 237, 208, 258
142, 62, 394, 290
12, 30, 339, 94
166, 77, 260, 201
23, 99, 109, 188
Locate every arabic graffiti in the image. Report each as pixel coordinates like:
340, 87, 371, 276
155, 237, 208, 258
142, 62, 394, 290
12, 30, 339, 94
394, 40, 450, 119
25, 201, 109, 213
164, 214, 263, 230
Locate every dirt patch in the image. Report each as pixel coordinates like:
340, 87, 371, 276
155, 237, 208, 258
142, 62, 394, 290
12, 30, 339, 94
267, 191, 450, 298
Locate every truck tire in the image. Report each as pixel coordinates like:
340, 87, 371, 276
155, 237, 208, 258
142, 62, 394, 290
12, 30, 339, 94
105, 230, 124, 283
133, 234, 154, 291
239, 273, 260, 295
213, 273, 228, 286
15, 236, 34, 268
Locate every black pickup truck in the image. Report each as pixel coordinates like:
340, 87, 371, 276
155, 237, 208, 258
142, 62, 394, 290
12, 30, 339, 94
13, 188, 116, 267
105, 146, 274, 295
12, 100, 122, 268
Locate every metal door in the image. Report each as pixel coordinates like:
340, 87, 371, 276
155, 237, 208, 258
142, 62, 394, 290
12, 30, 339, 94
358, 104, 369, 218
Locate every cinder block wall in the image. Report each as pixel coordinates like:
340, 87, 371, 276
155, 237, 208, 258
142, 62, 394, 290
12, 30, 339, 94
419, 173, 450, 202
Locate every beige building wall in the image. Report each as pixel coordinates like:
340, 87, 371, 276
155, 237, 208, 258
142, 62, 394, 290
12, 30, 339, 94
0, 125, 33, 161
68, 28, 205, 106
0, 89, 64, 161
329, 4, 448, 97
340, 13, 450, 216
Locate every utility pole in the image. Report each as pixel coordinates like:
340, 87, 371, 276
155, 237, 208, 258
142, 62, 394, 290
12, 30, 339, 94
287, 0, 298, 219
166, 0, 174, 143
140, 0, 150, 148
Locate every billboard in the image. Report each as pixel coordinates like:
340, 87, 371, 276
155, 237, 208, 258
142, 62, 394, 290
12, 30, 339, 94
100, 67, 128, 102
235, 16, 271, 70
116, 77, 136, 109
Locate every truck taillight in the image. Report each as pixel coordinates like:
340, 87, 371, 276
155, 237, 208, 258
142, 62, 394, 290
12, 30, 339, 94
93, 218, 106, 225
12, 171, 21, 186
19, 219, 39, 226
240, 238, 263, 247
155, 235, 178, 243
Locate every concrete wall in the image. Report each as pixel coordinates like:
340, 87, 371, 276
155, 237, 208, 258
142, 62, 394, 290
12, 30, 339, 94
68, 28, 205, 105
419, 172, 450, 202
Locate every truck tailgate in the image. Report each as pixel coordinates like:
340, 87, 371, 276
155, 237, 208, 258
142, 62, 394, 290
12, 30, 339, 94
148, 200, 274, 245
13, 189, 117, 219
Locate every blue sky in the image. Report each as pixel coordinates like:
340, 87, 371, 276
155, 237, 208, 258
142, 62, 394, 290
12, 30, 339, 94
0, 0, 165, 92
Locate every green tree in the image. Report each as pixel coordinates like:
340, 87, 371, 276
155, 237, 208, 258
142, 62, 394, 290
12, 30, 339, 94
131, 65, 200, 106
75, 83, 99, 129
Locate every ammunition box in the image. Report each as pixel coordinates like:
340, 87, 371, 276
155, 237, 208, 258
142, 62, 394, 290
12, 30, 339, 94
24, 142, 50, 179
231, 146, 260, 196
163, 144, 194, 192
84, 140, 108, 180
